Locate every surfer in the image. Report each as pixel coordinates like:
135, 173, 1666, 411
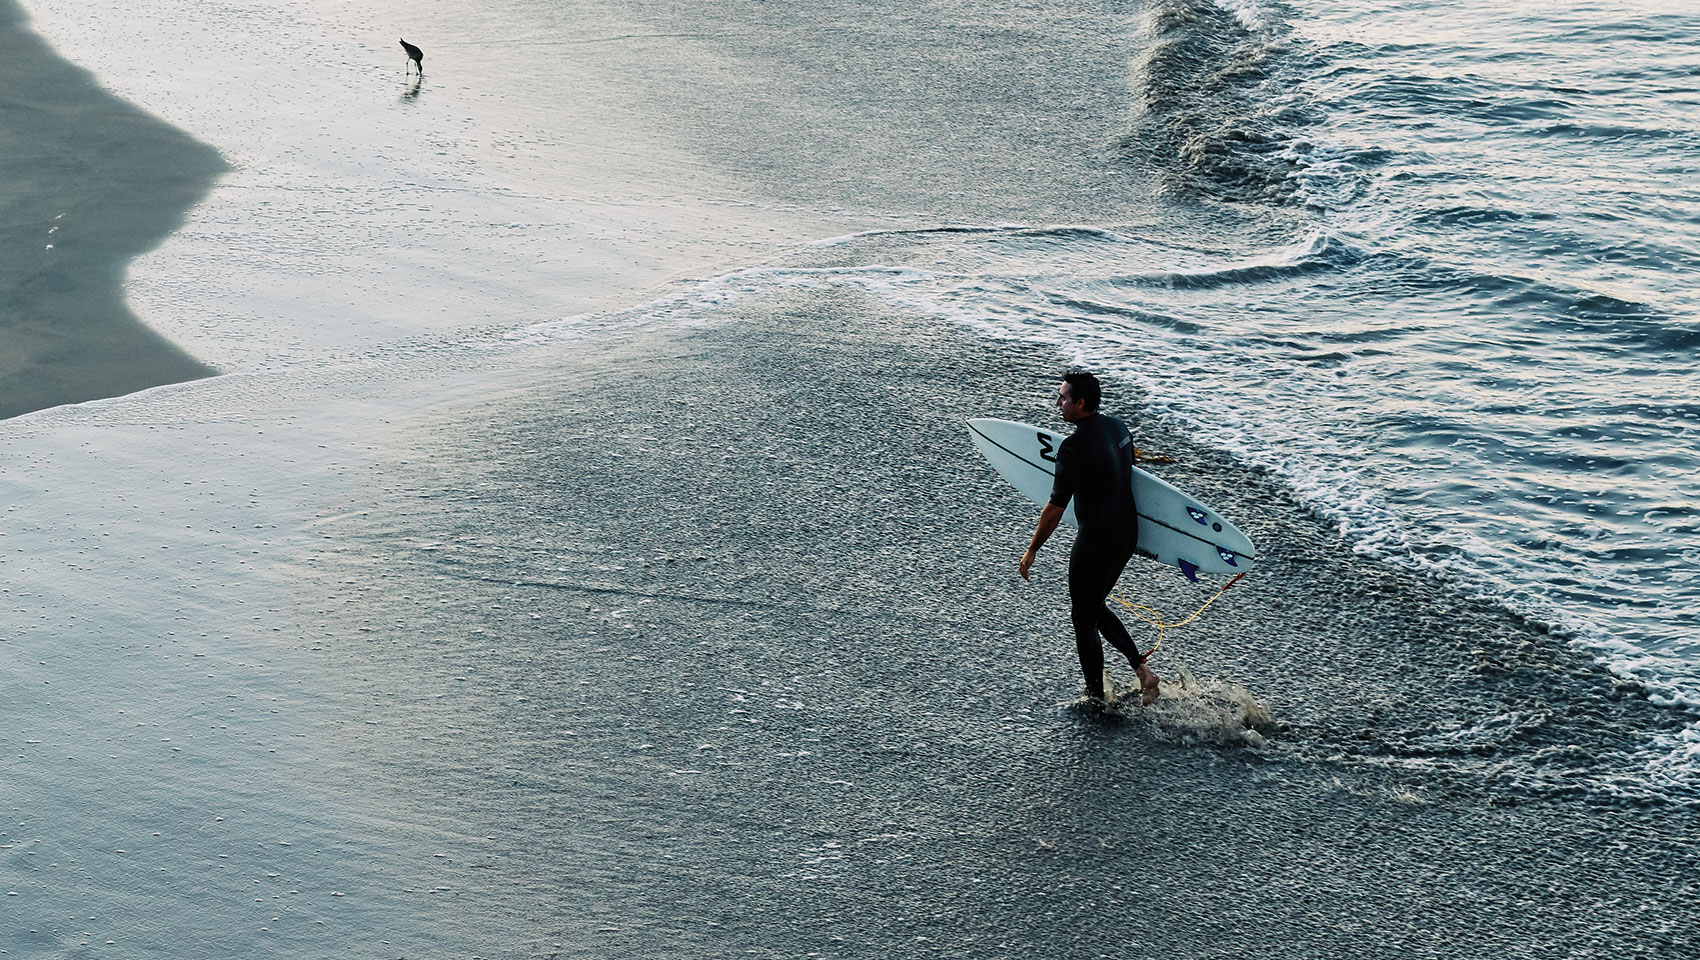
1019, 371, 1160, 706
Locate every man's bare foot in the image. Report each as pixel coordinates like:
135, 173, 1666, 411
1136, 664, 1161, 706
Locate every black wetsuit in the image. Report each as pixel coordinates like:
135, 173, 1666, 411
1048, 412, 1143, 699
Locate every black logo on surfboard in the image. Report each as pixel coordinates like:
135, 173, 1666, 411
1037, 433, 1056, 463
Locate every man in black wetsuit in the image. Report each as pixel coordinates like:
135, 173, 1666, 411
1019, 371, 1161, 705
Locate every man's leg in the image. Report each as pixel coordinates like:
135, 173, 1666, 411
1071, 614, 1108, 701
1071, 540, 1159, 704
1108, 593, 1161, 705
1068, 539, 1127, 701
1095, 596, 1160, 703
1095, 603, 1143, 670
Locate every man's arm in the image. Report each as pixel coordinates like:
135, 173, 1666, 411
1019, 502, 1066, 581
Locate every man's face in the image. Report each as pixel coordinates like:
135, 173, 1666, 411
1055, 381, 1088, 423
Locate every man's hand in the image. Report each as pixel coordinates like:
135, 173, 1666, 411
1021, 503, 1066, 581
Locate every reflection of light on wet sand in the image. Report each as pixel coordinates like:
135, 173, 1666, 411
20, 0, 873, 378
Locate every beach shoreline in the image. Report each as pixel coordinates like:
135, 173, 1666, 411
270, 285, 1697, 957
4, 275, 1693, 954
12, 0, 905, 384
0, 0, 223, 418
3, 0, 1695, 953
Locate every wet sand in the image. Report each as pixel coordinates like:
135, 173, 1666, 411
0, 0, 220, 418
278, 285, 1698, 958
3, 0, 1693, 952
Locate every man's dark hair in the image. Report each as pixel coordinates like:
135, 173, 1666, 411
1062, 370, 1102, 412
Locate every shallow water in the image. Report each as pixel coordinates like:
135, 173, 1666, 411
4, 0, 1699, 955
552, 0, 1700, 758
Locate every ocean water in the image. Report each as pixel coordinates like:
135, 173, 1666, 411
796, 0, 1700, 763
506, 0, 1700, 768
5, 0, 1699, 954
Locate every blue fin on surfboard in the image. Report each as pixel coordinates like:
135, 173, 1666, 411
1178, 558, 1200, 583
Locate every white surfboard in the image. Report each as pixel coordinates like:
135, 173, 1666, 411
967, 418, 1256, 580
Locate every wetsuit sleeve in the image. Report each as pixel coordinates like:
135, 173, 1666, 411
1048, 436, 1077, 509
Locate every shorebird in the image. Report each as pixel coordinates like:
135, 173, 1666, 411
400, 38, 424, 76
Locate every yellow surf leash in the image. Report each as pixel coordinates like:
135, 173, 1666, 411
1111, 572, 1246, 661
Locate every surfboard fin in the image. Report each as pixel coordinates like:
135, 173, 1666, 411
1178, 559, 1200, 583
